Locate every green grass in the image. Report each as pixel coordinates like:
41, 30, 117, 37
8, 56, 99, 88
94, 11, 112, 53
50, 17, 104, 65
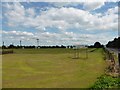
2, 48, 107, 88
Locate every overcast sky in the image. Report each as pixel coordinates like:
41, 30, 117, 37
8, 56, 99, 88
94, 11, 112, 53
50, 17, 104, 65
1, 1, 119, 46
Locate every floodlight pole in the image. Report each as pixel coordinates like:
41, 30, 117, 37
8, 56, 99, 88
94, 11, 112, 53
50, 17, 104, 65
2, 41, 4, 52
20, 40, 22, 47
36, 39, 39, 48
3, 41, 4, 46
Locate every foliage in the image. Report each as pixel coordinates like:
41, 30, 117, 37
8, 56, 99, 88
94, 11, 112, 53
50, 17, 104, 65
94, 42, 103, 48
106, 37, 120, 48
91, 75, 120, 89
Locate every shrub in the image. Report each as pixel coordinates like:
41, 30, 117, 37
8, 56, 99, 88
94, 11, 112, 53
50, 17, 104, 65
90, 75, 120, 89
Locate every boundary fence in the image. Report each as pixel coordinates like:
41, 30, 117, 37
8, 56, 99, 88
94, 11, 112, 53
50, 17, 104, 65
0, 50, 13, 54
103, 46, 119, 74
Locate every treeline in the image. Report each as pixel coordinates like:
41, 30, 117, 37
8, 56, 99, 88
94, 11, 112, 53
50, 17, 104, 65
2, 42, 104, 49
2, 44, 73, 49
106, 37, 120, 48
88, 42, 103, 48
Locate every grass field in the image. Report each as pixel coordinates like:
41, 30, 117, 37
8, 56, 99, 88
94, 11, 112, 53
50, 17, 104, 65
2, 48, 107, 88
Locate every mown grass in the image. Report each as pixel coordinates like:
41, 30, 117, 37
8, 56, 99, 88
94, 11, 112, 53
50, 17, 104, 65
3, 48, 95, 54
2, 48, 107, 88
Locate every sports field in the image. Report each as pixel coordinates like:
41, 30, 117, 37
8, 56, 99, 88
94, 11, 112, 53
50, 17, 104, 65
2, 48, 106, 88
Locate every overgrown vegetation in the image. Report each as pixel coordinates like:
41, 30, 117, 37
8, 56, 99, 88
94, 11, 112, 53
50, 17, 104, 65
91, 75, 120, 88
91, 47, 120, 89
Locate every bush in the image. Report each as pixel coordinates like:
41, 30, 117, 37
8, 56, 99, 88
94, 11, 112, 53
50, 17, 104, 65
91, 75, 120, 89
